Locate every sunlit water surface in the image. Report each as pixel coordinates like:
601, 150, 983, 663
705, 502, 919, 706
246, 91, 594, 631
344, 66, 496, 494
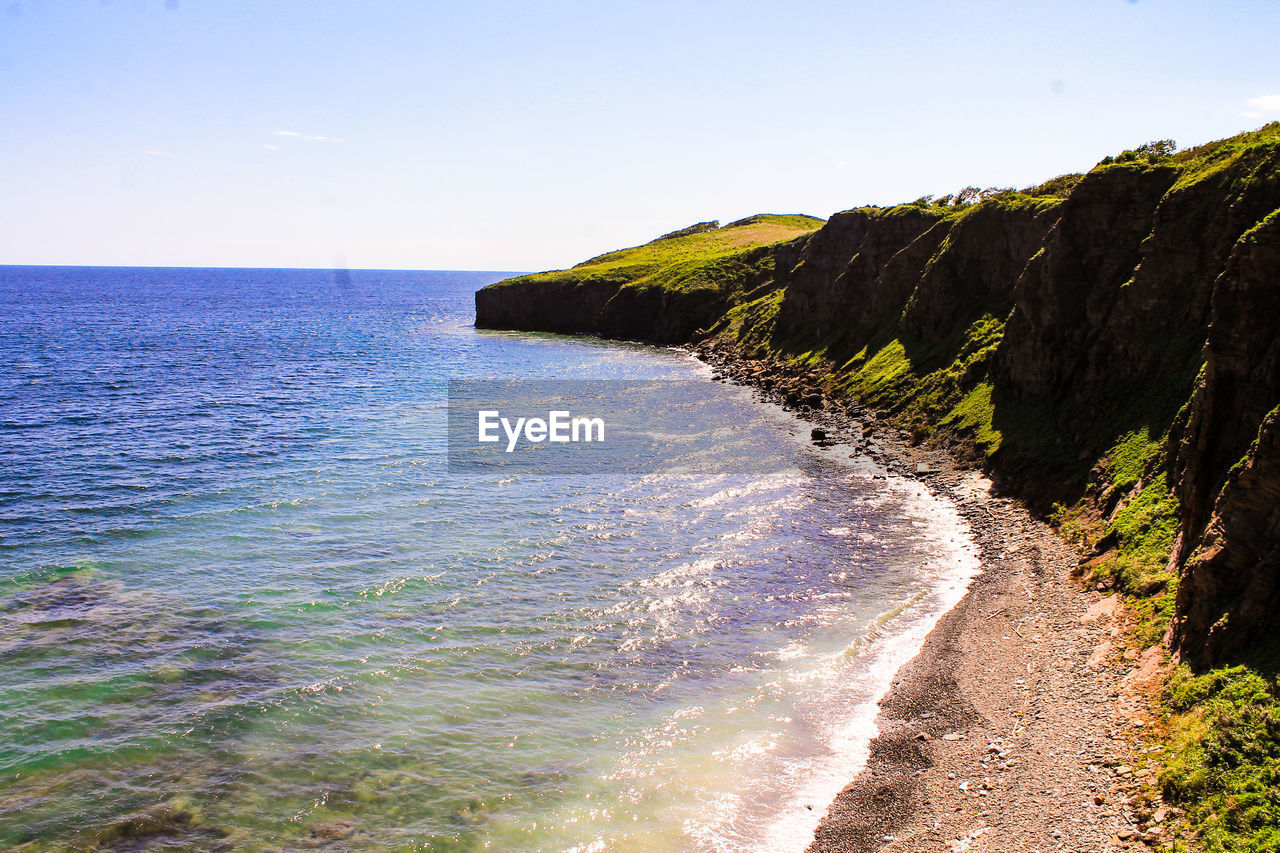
0, 267, 977, 852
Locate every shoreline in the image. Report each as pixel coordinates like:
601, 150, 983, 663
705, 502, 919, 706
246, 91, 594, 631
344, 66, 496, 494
692, 344, 1169, 853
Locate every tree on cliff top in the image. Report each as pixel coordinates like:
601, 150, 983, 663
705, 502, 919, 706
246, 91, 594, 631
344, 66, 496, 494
1098, 139, 1177, 166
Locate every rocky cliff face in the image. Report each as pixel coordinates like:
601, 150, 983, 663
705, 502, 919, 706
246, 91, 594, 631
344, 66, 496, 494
772, 206, 940, 345
899, 199, 1055, 343
994, 165, 1179, 401
1172, 211, 1280, 664
475, 126, 1280, 667
475, 276, 627, 336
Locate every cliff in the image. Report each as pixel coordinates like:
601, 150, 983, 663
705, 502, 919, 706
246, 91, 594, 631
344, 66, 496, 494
475, 213, 822, 344
477, 124, 1280, 847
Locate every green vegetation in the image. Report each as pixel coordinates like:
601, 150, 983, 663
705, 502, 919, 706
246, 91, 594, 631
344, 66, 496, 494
740, 126, 1279, 852
1172, 121, 1280, 166
511, 213, 824, 295
1167, 122, 1280, 192
941, 381, 1002, 454
1105, 427, 1165, 491
1048, 425, 1183, 643
911, 174, 1081, 212
1241, 207, 1280, 245
1091, 123, 1280, 853
712, 288, 788, 354
1163, 665, 1280, 852
835, 315, 1006, 444
1153, 402, 1280, 853
478, 214, 824, 341
1094, 476, 1180, 643
1022, 172, 1086, 198
655, 220, 720, 240
1097, 138, 1177, 167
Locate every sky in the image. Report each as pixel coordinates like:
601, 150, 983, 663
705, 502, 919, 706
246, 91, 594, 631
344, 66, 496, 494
1, 0, 1278, 271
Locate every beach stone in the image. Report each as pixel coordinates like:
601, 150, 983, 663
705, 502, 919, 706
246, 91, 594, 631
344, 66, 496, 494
310, 821, 355, 840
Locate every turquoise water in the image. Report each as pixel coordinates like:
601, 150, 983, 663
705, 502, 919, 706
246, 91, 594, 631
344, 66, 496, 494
0, 267, 978, 851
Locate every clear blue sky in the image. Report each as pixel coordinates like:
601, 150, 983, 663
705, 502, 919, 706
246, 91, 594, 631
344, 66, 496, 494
2, 0, 1277, 271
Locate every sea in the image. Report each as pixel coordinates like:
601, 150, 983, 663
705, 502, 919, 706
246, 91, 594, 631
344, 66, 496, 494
0, 266, 979, 852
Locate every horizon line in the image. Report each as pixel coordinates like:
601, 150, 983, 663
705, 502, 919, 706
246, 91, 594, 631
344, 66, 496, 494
0, 262, 532, 275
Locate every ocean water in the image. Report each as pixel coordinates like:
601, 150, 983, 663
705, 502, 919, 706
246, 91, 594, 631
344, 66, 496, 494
0, 266, 978, 852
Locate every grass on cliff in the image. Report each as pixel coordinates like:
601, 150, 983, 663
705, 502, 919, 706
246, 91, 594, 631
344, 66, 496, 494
1168, 121, 1280, 190
1095, 477, 1179, 642
905, 174, 1082, 213
1045, 418, 1178, 646
487, 214, 824, 296
813, 311, 1088, 482
1155, 401, 1280, 853
1076, 129, 1280, 847
836, 314, 1004, 437
1162, 663, 1280, 853
711, 288, 788, 354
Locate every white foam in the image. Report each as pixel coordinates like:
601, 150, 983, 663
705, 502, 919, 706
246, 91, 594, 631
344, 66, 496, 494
755, 477, 981, 852
679, 468, 982, 853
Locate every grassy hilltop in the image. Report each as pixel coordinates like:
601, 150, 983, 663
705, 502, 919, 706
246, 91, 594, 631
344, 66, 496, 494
476, 214, 823, 342
503, 213, 823, 292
